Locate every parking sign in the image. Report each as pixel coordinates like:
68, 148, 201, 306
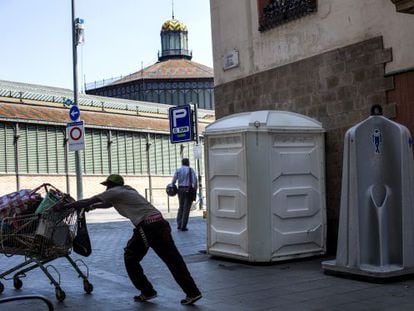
169, 105, 194, 143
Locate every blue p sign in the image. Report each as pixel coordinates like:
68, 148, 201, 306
169, 105, 193, 143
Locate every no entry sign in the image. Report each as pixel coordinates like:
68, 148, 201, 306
67, 121, 85, 151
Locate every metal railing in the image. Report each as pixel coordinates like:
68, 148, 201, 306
144, 187, 205, 213
158, 49, 192, 59
84, 75, 125, 90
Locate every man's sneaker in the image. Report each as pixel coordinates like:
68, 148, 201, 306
180, 294, 202, 305
134, 291, 158, 302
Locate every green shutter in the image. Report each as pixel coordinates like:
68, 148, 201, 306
56, 129, 66, 174
91, 130, 103, 174
125, 132, 134, 174
46, 127, 58, 173
0, 124, 6, 173
140, 134, 148, 175
110, 132, 119, 173
0, 123, 16, 173
169, 142, 180, 175
83, 129, 93, 174
148, 134, 156, 174
102, 131, 109, 175
5, 124, 15, 173
117, 132, 126, 174
132, 133, 143, 174
37, 127, 47, 173
162, 136, 170, 175
27, 125, 38, 173
18, 125, 28, 173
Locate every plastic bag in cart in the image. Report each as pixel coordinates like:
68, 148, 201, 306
0, 189, 42, 219
35, 190, 61, 214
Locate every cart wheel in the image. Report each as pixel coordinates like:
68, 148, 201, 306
13, 277, 23, 290
83, 279, 93, 294
0, 282, 4, 294
56, 288, 66, 302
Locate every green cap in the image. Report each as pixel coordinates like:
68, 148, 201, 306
101, 174, 124, 186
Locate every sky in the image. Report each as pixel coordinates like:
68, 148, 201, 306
0, 0, 213, 90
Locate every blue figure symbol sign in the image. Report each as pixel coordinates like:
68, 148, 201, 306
372, 128, 382, 154
69, 105, 80, 121
169, 105, 193, 143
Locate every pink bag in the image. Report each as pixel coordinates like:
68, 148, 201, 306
0, 189, 42, 218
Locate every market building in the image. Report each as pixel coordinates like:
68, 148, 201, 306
85, 17, 215, 110
0, 79, 214, 212
209, 0, 414, 251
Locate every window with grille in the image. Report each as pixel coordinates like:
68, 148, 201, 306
258, 0, 317, 32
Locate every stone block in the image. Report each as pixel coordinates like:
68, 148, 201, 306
337, 85, 357, 100
365, 92, 387, 107
374, 48, 393, 65
358, 77, 394, 96
321, 91, 337, 103
345, 54, 375, 72
352, 69, 366, 83
322, 50, 343, 66
326, 76, 339, 89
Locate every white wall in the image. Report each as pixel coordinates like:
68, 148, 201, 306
210, 0, 414, 85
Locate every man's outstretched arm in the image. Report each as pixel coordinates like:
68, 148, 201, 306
65, 197, 112, 211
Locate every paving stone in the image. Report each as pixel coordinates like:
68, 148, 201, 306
2, 216, 414, 310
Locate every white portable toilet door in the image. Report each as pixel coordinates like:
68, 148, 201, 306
270, 133, 325, 260
207, 133, 249, 259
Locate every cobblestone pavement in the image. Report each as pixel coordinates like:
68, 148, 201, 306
2, 216, 414, 310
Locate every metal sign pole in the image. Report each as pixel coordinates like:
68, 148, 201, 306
71, 0, 83, 200
193, 104, 203, 210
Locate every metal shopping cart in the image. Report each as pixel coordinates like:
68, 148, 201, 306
0, 184, 93, 302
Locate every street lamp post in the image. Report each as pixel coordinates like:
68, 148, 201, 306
71, 0, 84, 199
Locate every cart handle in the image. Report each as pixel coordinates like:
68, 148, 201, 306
29, 183, 64, 196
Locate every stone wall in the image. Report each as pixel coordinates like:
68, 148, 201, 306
214, 36, 395, 252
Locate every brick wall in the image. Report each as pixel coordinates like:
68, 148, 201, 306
214, 37, 395, 253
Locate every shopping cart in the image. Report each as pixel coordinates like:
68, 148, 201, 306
0, 183, 93, 302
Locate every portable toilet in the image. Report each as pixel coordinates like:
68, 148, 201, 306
323, 105, 414, 279
204, 110, 326, 262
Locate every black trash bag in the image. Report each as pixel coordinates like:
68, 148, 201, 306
73, 210, 92, 257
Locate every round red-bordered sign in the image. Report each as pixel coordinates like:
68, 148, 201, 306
69, 126, 82, 140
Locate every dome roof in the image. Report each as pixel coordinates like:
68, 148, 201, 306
161, 19, 188, 32
111, 59, 213, 84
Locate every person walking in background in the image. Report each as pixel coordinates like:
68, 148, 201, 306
64, 174, 202, 305
171, 158, 197, 231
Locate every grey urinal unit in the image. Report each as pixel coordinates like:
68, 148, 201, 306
323, 105, 414, 280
